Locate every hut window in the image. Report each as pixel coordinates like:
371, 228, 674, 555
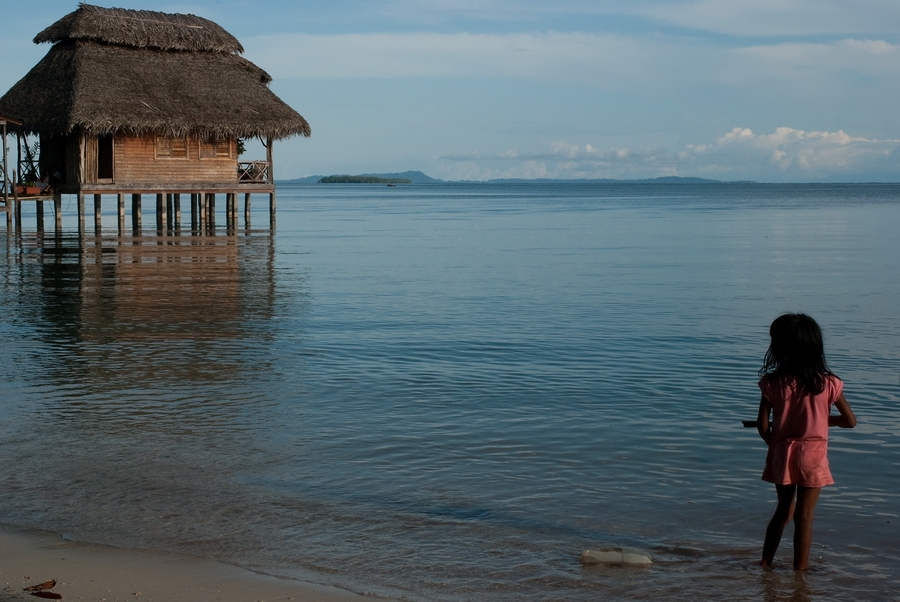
200, 138, 232, 159
156, 136, 188, 159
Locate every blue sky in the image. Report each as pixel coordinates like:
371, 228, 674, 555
2, 1, 899, 181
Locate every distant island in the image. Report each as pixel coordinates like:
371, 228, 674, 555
284, 171, 442, 184
279, 172, 756, 185
319, 175, 412, 184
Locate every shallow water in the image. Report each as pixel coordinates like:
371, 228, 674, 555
1, 182, 899, 601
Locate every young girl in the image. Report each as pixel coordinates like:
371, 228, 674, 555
757, 313, 856, 570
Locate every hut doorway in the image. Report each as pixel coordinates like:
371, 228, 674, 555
97, 134, 113, 181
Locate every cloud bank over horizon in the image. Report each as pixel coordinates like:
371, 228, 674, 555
434, 127, 900, 181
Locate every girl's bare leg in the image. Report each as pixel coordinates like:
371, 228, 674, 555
761, 484, 796, 567
792, 486, 821, 570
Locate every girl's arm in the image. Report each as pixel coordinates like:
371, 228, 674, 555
757, 394, 772, 444
829, 392, 857, 428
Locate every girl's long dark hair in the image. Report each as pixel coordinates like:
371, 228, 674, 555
759, 313, 835, 394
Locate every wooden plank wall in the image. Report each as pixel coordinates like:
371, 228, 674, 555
114, 134, 237, 184
84, 134, 98, 184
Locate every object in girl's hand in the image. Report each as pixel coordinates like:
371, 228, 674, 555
742, 420, 758, 427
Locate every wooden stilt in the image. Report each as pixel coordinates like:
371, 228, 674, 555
166, 194, 174, 231
208, 193, 215, 230
162, 193, 168, 233
94, 194, 102, 233
118, 193, 125, 234
191, 193, 198, 230
54, 195, 62, 233
227, 192, 236, 230
174, 193, 181, 231
156, 193, 166, 232
15, 193, 22, 232
36, 200, 44, 231
132, 193, 142, 233
244, 192, 251, 226
77, 192, 85, 235
3, 135, 13, 228
266, 136, 275, 230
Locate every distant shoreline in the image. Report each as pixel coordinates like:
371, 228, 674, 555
282, 172, 751, 185
280, 173, 900, 185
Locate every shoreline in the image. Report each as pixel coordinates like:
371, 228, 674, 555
0, 526, 377, 602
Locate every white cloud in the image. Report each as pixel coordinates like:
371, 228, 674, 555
438, 127, 900, 181
688, 127, 900, 175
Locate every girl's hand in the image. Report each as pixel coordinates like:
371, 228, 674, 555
829, 392, 857, 428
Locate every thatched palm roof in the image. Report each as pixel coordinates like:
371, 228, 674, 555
0, 4, 309, 140
34, 4, 244, 53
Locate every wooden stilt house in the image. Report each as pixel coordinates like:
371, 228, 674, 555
0, 3, 309, 230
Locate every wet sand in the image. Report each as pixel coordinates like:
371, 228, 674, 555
0, 527, 373, 602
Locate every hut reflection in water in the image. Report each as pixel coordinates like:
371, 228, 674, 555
6, 231, 283, 395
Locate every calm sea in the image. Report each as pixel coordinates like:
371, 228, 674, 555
1, 182, 898, 601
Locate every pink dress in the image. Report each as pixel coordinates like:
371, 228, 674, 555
759, 374, 843, 488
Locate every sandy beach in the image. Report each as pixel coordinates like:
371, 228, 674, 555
0, 527, 373, 602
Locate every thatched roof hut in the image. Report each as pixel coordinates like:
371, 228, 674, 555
0, 3, 310, 140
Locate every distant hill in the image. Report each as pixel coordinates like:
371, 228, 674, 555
279, 173, 752, 185
360, 171, 444, 184
319, 175, 412, 184
280, 171, 443, 185
280, 175, 324, 184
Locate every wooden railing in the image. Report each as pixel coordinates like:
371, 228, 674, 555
238, 160, 270, 183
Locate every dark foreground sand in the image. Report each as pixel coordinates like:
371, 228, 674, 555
0, 527, 376, 602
